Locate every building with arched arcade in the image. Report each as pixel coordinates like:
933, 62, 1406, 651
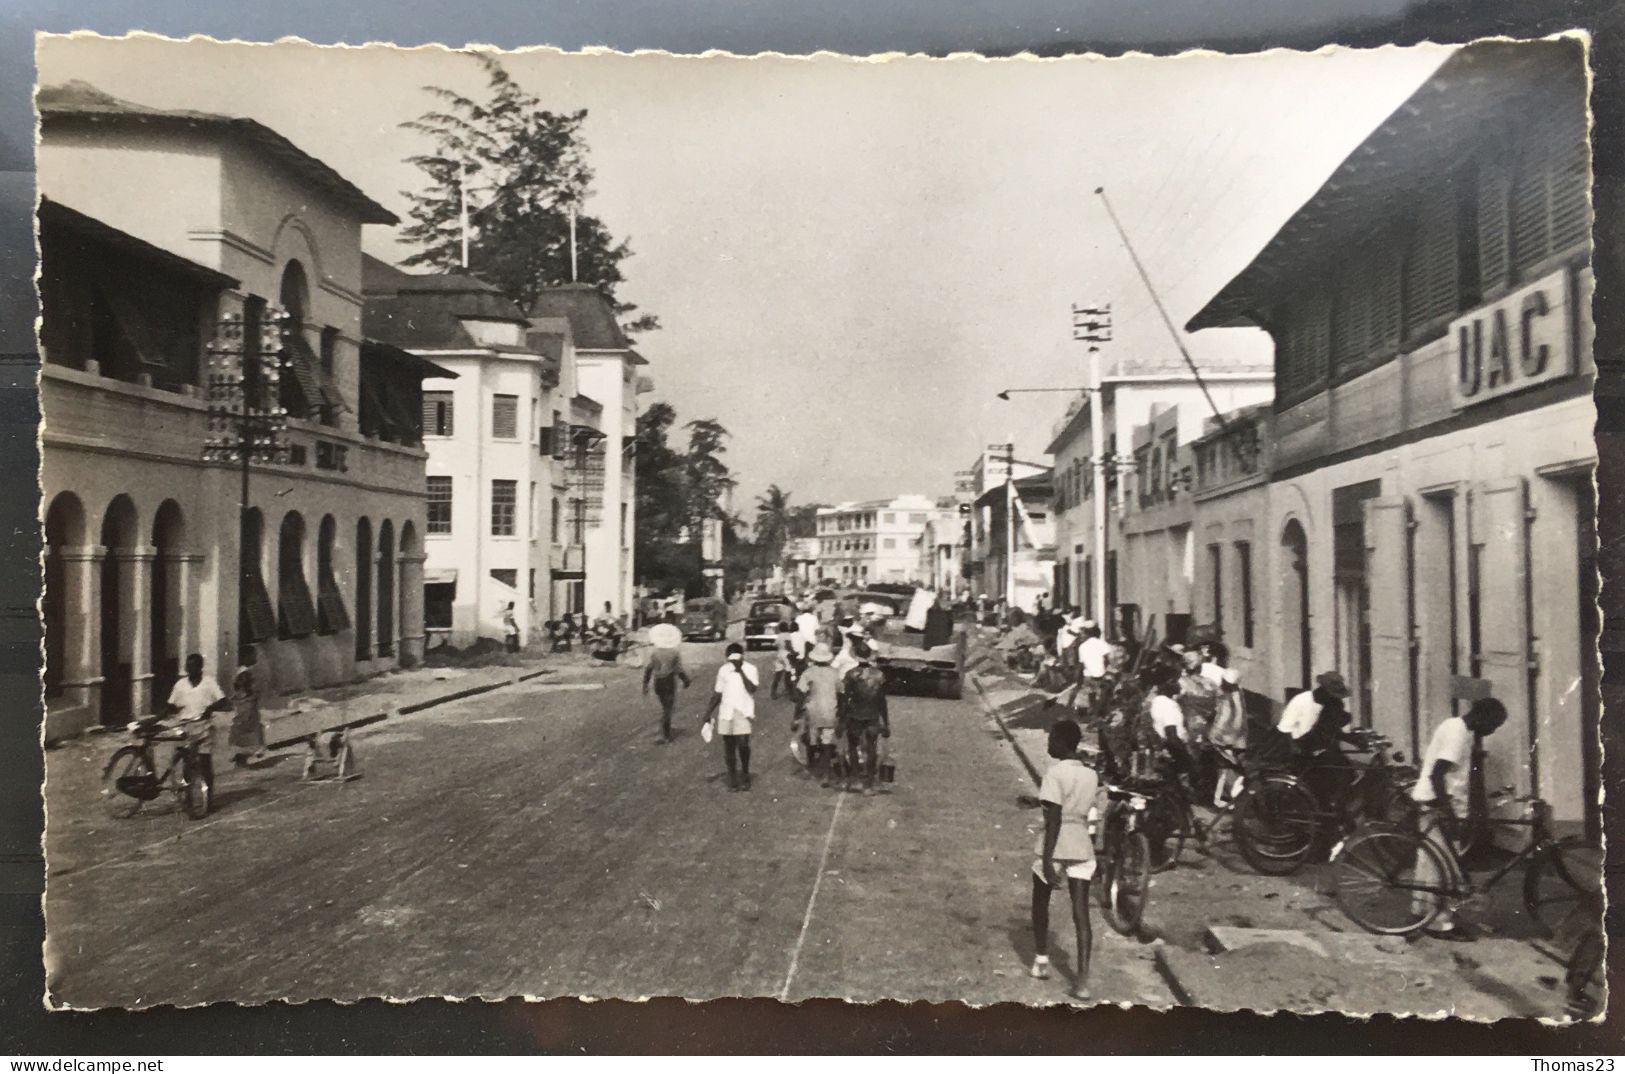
37, 82, 451, 740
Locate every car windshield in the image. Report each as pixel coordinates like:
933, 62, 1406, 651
749, 602, 784, 616
814, 590, 835, 600
858, 597, 899, 614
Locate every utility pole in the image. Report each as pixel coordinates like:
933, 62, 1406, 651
1072, 303, 1113, 634
568, 206, 579, 283
204, 309, 291, 659
1003, 439, 1016, 612
459, 159, 470, 270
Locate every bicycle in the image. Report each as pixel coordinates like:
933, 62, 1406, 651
1232, 728, 1417, 876
1331, 793, 1601, 938
101, 714, 213, 819
1095, 782, 1154, 935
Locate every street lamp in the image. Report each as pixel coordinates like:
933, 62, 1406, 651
204, 309, 291, 655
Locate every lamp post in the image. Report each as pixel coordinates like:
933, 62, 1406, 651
203, 309, 291, 657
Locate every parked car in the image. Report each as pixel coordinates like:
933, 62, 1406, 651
744, 600, 793, 650
678, 597, 729, 641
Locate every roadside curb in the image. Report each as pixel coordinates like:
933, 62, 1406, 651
263, 666, 557, 749
970, 671, 1042, 787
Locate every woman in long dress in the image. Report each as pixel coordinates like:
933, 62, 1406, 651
229, 645, 266, 767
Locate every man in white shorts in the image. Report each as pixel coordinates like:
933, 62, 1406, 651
702, 643, 760, 792
1029, 719, 1102, 1001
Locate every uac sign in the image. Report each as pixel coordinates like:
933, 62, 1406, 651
1451, 269, 1572, 410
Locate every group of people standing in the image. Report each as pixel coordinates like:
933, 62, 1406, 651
639, 597, 892, 795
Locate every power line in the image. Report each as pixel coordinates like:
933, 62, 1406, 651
1093, 186, 1234, 441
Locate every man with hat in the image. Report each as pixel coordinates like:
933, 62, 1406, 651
1277, 670, 1356, 806
837, 635, 891, 795
795, 641, 843, 787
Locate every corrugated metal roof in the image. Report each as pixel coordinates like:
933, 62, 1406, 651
38, 80, 397, 225
362, 260, 532, 352
1186, 41, 1582, 332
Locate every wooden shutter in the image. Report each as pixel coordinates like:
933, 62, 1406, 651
1364, 496, 1413, 749
1477, 154, 1512, 294
1510, 140, 1552, 276
1369, 250, 1401, 353
1548, 93, 1590, 257
1471, 477, 1533, 797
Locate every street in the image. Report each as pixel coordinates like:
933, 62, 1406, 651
42, 634, 1169, 1010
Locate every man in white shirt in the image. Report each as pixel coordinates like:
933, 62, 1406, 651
165, 652, 232, 790
1410, 698, 1508, 939
703, 643, 761, 791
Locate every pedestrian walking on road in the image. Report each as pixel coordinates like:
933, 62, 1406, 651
503, 603, 521, 653
1409, 698, 1508, 940
1029, 718, 1100, 1002
796, 642, 842, 787
228, 644, 266, 768
702, 643, 760, 791
836, 637, 890, 795
643, 628, 691, 744
770, 621, 796, 700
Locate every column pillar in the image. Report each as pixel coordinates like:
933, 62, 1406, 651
398, 550, 427, 666
170, 552, 205, 659
54, 545, 105, 713
119, 546, 157, 717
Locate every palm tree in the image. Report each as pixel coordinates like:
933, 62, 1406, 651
754, 484, 793, 569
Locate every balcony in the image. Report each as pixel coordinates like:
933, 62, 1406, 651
41, 363, 427, 494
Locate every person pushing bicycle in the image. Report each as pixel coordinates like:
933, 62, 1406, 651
1409, 697, 1508, 940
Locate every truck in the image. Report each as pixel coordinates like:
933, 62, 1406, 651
850, 590, 966, 700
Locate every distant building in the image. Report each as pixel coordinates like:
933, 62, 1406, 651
36, 82, 446, 738
814, 495, 946, 586
962, 447, 1048, 601
972, 471, 1056, 614
1187, 41, 1597, 833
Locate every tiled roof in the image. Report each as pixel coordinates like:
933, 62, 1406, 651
1187, 40, 1580, 331
362, 258, 531, 351
38, 81, 397, 225
528, 284, 629, 351
38, 197, 238, 288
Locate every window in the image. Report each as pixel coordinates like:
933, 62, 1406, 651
883, 538, 895, 550
909, 513, 927, 524
531, 481, 539, 540
1208, 544, 1224, 632
490, 568, 518, 589
551, 497, 561, 544
529, 568, 536, 600
621, 503, 629, 547
315, 515, 349, 636
492, 394, 519, 440
427, 476, 453, 535
422, 392, 454, 437
491, 480, 517, 536
1236, 541, 1254, 648
570, 498, 586, 545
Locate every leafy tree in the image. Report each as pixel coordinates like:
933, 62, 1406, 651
683, 418, 736, 538
753, 485, 793, 569
400, 53, 658, 336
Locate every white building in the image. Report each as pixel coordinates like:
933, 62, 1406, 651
1046, 357, 1273, 634
814, 495, 943, 586
962, 447, 1048, 602
530, 285, 647, 621
37, 82, 445, 738
362, 260, 560, 649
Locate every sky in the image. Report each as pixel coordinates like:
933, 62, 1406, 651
36, 33, 1450, 510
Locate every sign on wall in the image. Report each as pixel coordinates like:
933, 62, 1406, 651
1450, 268, 1573, 410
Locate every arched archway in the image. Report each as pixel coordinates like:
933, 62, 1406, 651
150, 500, 185, 705
355, 518, 373, 659
278, 260, 312, 417
316, 514, 348, 636
43, 493, 86, 700
278, 511, 315, 639
1280, 518, 1312, 697
99, 495, 139, 724
376, 520, 395, 659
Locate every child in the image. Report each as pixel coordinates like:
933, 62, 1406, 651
770, 621, 796, 700
1030, 719, 1100, 1001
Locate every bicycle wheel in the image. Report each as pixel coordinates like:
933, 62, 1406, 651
178, 753, 211, 819
102, 746, 154, 819
1523, 836, 1603, 938
1095, 817, 1120, 911
1565, 929, 1606, 1019
1233, 776, 1319, 875
1334, 826, 1448, 934
1148, 790, 1189, 872
1103, 830, 1152, 935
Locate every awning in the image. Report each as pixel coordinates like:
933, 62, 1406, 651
424, 567, 458, 585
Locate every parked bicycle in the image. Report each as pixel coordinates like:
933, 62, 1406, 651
1095, 782, 1154, 935
101, 714, 213, 819
1232, 727, 1417, 876
1331, 792, 1601, 938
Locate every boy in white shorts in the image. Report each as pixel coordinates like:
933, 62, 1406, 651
1030, 719, 1101, 1001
